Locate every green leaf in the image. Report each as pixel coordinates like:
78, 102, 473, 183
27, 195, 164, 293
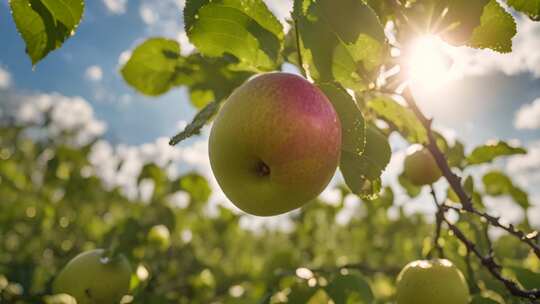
138, 164, 169, 199
470, 295, 501, 304
294, 0, 386, 92
172, 172, 211, 203
169, 101, 220, 145
398, 172, 422, 198
468, 0, 517, 53
367, 97, 427, 143
437, 0, 490, 45
507, 266, 540, 290
121, 38, 253, 103
368, 186, 394, 209
307, 289, 333, 304
184, 0, 284, 71
318, 83, 366, 156
340, 125, 390, 199
0, 160, 28, 190
121, 38, 186, 96
430, 0, 516, 52
446, 140, 465, 168
325, 273, 374, 304
482, 171, 529, 209
508, 0, 540, 21
287, 282, 318, 303
10, 0, 84, 65
184, 55, 253, 109
466, 141, 526, 165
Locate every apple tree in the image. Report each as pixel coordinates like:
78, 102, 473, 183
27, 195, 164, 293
2, 0, 540, 303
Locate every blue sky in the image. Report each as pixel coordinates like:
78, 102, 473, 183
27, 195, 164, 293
0, 0, 539, 145
0, 0, 539, 228
0, 0, 194, 145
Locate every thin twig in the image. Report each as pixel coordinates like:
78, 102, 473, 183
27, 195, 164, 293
429, 185, 444, 258
444, 205, 540, 259
443, 216, 540, 299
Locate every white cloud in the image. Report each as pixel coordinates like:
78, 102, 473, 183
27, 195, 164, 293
103, 0, 128, 14
139, 0, 184, 37
507, 140, 540, 191
514, 98, 540, 130
86, 128, 232, 210
484, 196, 526, 226
16, 93, 106, 146
0, 66, 12, 90
447, 16, 540, 78
118, 50, 132, 67
136, 0, 290, 58
85, 65, 103, 82
176, 31, 196, 56
529, 197, 540, 229
175, 120, 188, 131
139, 4, 158, 25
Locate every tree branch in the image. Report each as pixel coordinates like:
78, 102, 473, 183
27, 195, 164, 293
443, 204, 540, 260
400, 85, 540, 300
442, 216, 540, 299
402, 87, 473, 211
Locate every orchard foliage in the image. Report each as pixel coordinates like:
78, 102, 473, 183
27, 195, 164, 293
1, 118, 537, 303
4, 0, 540, 303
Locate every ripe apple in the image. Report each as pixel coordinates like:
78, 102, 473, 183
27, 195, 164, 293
396, 259, 469, 304
403, 145, 442, 185
53, 249, 132, 304
209, 72, 342, 216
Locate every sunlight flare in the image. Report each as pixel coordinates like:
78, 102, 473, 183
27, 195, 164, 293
404, 35, 453, 90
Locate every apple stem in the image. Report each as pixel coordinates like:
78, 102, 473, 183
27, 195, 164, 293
103, 235, 120, 262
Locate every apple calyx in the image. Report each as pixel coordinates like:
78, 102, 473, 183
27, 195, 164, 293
254, 160, 271, 177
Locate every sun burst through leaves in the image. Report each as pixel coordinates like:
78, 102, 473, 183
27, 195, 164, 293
404, 35, 454, 90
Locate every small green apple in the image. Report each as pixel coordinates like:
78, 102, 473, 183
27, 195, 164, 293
147, 224, 171, 250
43, 293, 77, 304
53, 249, 132, 304
403, 145, 442, 185
209, 72, 342, 216
396, 259, 469, 304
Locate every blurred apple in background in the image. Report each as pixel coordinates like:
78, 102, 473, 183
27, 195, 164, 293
403, 145, 442, 186
53, 249, 131, 304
